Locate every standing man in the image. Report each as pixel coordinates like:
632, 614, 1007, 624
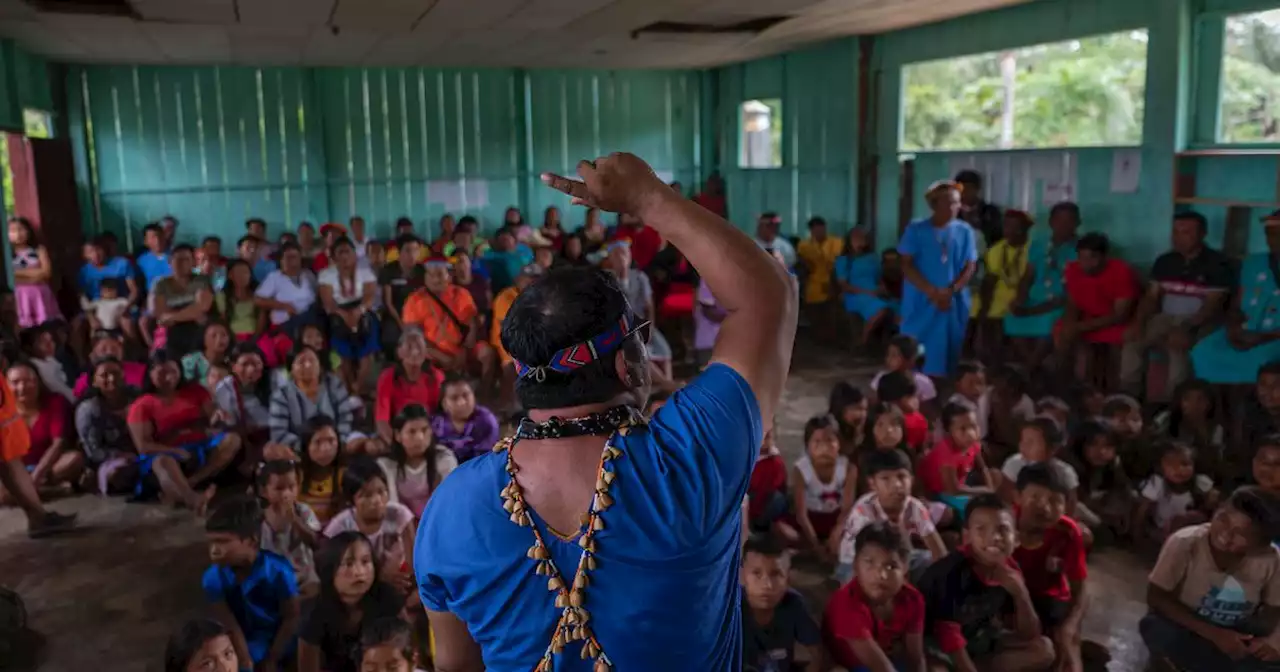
1121, 211, 1232, 401
417, 153, 796, 671
796, 216, 844, 343
955, 170, 1003, 248
897, 181, 979, 379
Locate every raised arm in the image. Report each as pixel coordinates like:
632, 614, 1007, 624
542, 153, 796, 424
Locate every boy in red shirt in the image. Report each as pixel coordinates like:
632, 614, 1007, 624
823, 522, 927, 671
877, 371, 929, 453
748, 427, 797, 543
1013, 462, 1090, 672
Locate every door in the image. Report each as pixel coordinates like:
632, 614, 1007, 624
8, 133, 85, 319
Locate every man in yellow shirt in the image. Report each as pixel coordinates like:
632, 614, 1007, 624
491, 263, 545, 411
796, 216, 845, 342
972, 209, 1033, 358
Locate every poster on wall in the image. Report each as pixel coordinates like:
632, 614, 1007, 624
1110, 149, 1142, 194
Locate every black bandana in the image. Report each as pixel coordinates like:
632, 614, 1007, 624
514, 405, 644, 440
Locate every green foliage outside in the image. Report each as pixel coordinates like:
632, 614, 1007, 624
1222, 9, 1280, 143
902, 31, 1150, 151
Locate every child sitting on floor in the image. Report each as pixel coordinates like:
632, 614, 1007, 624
377, 403, 458, 519
946, 360, 989, 439
748, 426, 792, 540
1142, 487, 1280, 671
23, 323, 75, 402
1069, 421, 1136, 543
986, 363, 1036, 464
791, 414, 856, 560
824, 522, 927, 672
998, 416, 1079, 516
323, 456, 415, 591
834, 448, 946, 585
1247, 361, 1280, 447
360, 618, 427, 672
877, 372, 929, 453
1012, 463, 1091, 672
1253, 437, 1280, 498
917, 402, 993, 520
1035, 396, 1071, 435
202, 497, 300, 671
1136, 441, 1218, 544
431, 375, 500, 465
297, 415, 345, 526
917, 494, 1054, 672
1103, 393, 1152, 482
740, 535, 822, 672
871, 334, 938, 407
164, 619, 238, 672
829, 382, 869, 458
1154, 378, 1227, 483
257, 459, 322, 596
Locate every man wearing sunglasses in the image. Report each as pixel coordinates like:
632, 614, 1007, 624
417, 152, 798, 672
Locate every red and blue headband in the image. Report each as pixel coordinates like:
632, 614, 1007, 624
513, 313, 650, 382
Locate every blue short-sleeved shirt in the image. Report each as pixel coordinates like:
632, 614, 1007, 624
78, 257, 134, 299
202, 550, 299, 663
135, 252, 172, 291
253, 258, 279, 283
416, 363, 763, 671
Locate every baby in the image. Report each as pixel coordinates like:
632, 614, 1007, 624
81, 278, 130, 332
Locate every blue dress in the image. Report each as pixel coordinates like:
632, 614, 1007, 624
833, 253, 895, 319
1191, 253, 1280, 384
897, 218, 979, 377
1003, 237, 1078, 338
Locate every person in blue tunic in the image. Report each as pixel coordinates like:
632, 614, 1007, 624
834, 226, 896, 344
1191, 210, 1280, 384
897, 180, 979, 378
1005, 201, 1081, 374
415, 153, 797, 671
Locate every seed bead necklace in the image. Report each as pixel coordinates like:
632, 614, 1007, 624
495, 406, 644, 672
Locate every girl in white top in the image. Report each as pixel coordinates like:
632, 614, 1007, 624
1137, 442, 1217, 542
792, 415, 857, 560
254, 243, 317, 327
317, 236, 380, 397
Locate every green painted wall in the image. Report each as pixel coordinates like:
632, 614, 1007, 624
66, 65, 705, 250
713, 39, 860, 237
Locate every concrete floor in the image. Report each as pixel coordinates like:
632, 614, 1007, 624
0, 342, 1151, 671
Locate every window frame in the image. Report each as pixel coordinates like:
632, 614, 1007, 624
737, 98, 785, 170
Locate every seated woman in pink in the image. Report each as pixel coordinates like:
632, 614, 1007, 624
73, 331, 146, 397
6, 361, 83, 490
127, 350, 243, 514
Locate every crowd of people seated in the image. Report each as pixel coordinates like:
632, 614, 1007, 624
6, 162, 1280, 671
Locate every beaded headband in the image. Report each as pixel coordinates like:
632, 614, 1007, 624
513, 313, 649, 382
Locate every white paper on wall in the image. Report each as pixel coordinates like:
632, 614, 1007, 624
462, 180, 489, 209
1110, 149, 1141, 194
427, 181, 463, 210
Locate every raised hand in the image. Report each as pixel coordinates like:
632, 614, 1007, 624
541, 153, 670, 215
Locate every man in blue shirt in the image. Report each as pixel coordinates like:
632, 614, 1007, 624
203, 497, 300, 670
79, 237, 137, 301
237, 235, 277, 283
416, 153, 798, 671
135, 222, 173, 292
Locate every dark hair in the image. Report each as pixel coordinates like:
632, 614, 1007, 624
205, 496, 261, 539
164, 619, 230, 672
1076, 232, 1110, 255
501, 267, 641, 410
862, 448, 913, 478
1225, 486, 1280, 543
222, 258, 258, 297
198, 322, 231, 363
299, 415, 342, 510
7, 216, 39, 244
887, 334, 921, 364
256, 459, 298, 493
803, 414, 839, 446
314, 532, 400, 627
1166, 378, 1218, 441
5, 358, 48, 402
1069, 421, 1130, 497
329, 235, 355, 254
854, 521, 910, 560
389, 404, 439, 494
742, 534, 786, 561
79, 355, 131, 404
964, 493, 1009, 526
341, 455, 388, 503
807, 216, 827, 230
298, 221, 315, 232
227, 342, 271, 406
1049, 201, 1081, 222
828, 382, 867, 439
245, 217, 266, 231
360, 617, 415, 665
287, 344, 326, 379
876, 371, 916, 404
171, 243, 195, 257
395, 216, 414, 231
278, 241, 302, 257
955, 360, 985, 378
201, 235, 222, 247
457, 215, 478, 230
1022, 416, 1064, 449
395, 234, 422, 252
143, 222, 164, 238
97, 277, 123, 295
142, 349, 183, 394
941, 401, 975, 431
991, 362, 1029, 397
1102, 394, 1140, 418
864, 402, 907, 452
759, 211, 779, 222
1174, 210, 1208, 233
1016, 461, 1069, 495
237, 234, 259, 249
954, 169, 982, 186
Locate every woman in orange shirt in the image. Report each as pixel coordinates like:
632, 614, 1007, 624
0, 363, 77, 538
